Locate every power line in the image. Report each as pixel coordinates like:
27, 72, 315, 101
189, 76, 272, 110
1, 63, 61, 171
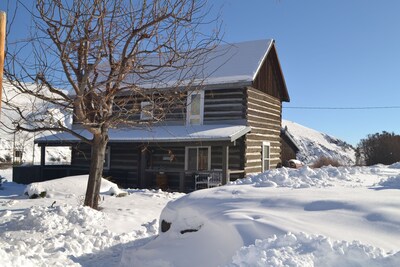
283, 106, 400, 110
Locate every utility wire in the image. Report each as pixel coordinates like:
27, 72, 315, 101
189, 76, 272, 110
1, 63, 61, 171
283, 106, 400, 110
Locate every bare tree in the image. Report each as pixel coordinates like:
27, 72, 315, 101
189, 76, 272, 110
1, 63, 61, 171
4, 0, 220, 209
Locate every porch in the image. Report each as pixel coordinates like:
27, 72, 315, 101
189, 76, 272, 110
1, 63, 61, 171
12, 164, 245, 192
24, 124, 250, 191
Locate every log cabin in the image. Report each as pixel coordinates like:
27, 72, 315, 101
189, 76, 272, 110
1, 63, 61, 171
15, 39, 290, 191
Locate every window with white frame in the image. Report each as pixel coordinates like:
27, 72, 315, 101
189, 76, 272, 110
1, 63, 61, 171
262, 142, 270, 172
140, 101, 153, 120
185, 146, 211, 171
104, 146, 111, 170
186, 91, 204, 125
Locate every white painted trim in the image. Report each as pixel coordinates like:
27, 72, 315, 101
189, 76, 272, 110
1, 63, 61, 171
185, 146, 211, 171
262, 141, 270, 172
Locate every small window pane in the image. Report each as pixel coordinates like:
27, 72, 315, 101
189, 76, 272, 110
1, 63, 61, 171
190, 94, 201, 116
104, 147, 110, 169
264, 160, 270, 170
188, 148, 197, 170
190, 118, 201, 124
263, 145, 270, 159
198, 148, 209, 171
141, 101, 153, 120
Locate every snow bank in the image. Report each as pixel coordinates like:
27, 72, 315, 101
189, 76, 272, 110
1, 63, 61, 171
230, 166, 369, 188
389, 162, 400, 169
0, 204, 141, 266
377, 175, 400, 189
227, 232, 400, 267
23, 175, 121, 198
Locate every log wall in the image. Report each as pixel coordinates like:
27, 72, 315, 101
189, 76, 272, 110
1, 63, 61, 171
71, 143, 140, 188
204, 88, 246, 122
244, 87, 282, 174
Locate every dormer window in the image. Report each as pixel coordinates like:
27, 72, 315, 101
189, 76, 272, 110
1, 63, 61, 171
140, 101, 153, 120
186, 91, 204, 125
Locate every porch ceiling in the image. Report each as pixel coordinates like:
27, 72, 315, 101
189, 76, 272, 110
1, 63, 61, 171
35, 124, 251, 145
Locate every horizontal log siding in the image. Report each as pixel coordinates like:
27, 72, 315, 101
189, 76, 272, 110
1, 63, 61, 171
71, 143, 140, 188
245, 87, 282, 174
210, 138, 244, 172
204, 88, 246, 122
112, 93, 186, 125
148, 146, 185, 170
71, 144, 91, 167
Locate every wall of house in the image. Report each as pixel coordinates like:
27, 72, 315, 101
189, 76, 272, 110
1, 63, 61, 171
204, 88, 246, 123
71, 143, 140, 188
280, 135, 298, 163
244, 87, 282, 174
107, 87, 247, 127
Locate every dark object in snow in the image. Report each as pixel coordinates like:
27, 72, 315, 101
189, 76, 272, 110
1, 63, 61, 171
50, 201, 56, 208
29, 191, 47, 199
161, 220, 171, 233
180, 229, 199, 234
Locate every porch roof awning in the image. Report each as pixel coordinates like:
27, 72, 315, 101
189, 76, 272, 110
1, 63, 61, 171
35, 124, 251, 145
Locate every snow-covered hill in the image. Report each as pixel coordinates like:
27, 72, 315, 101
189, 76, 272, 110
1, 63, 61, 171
0, 81, 71, 164
282, 120, 356, 166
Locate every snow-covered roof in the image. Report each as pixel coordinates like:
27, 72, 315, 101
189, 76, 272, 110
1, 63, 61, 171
199, 39, 274, 85
130, 39, 275, 89
35, 124, 251, 145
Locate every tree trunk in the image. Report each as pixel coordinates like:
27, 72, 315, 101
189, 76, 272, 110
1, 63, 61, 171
84, 132, 108, 209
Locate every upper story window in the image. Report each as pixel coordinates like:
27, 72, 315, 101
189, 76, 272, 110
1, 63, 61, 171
140, 101, 153, 120
186, 91, 204, 125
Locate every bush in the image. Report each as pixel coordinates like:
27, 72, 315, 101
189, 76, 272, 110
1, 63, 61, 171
357, 131, 400, 166
312, 157, 341, 168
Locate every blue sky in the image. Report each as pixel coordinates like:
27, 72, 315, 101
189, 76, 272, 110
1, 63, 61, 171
210, 0, 400, 145
1, 0, 400, 145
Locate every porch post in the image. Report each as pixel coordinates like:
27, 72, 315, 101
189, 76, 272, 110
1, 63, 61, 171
40, 146, 46, 167
179, 172, 185, 192
222, 145, 229, 184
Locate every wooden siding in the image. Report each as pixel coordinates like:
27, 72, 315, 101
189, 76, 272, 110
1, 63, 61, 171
253, 45, 289, 102
71, 143, 140, 188
244, 87, 282, 174
112, 92, 186, 125
210, 137, 244, 172
204, 88, 246, 122
108, 88, 247, 126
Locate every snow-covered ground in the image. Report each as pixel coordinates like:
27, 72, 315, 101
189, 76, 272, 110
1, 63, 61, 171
1, 164, 400, 266
282, 120, 356, 165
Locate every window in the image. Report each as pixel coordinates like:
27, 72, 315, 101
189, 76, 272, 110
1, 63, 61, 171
104, 146, 111, 170
185, 146, 211, 171
262, 142, 270, 172
186, 91, 204, 125
140, 101, 153, 120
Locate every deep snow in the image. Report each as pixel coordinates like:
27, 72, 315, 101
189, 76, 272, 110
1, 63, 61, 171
1, 163, 400, 266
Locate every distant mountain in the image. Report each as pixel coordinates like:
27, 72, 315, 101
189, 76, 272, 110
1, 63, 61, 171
282, 120, 356, 165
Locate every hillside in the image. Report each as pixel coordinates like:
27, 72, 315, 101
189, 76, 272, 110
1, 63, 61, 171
0, 81, 71, 164
282, 120, 356, 165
